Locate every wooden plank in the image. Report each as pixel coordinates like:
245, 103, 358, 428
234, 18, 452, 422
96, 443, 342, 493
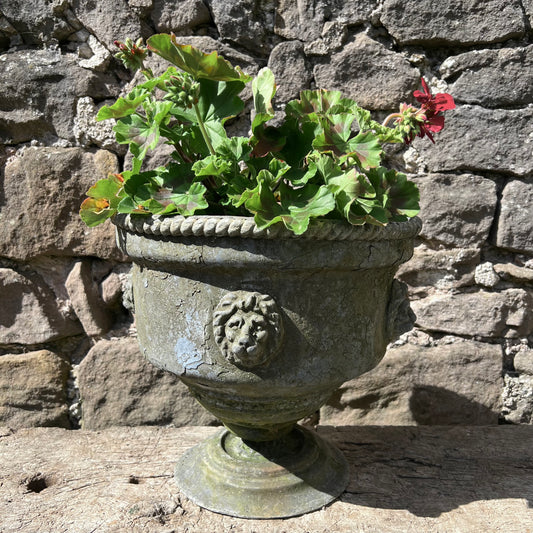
1, 425, 532, 532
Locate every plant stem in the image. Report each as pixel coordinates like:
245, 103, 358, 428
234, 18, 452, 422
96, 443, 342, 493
382, 113, 400, 127
193, 103, 216, 156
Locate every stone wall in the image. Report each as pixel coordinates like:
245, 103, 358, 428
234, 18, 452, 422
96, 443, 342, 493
0, 0, 531, 429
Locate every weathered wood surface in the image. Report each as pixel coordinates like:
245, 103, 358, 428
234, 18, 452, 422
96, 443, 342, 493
1, 425, 532, 532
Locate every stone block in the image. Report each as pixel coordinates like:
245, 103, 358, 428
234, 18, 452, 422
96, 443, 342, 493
502, 373, 533, 424
78, 337, 218, 429
73, 97, 122, 151
0, 268, 82, 345
0, 0, 75, 45
313, 34, 420, 110
380, 0, 525, 45
65, 260, 113, 337
494, 263, 533, 283
413, 173, 497, 247
525, 0, 533, 25
274, 0, 325, 41
412, 106, 533, 176
411, 289, 533, 338
440, 46, 533, 107
0, 146, 122, 260
397, 246, 479, 292
209, 0, 278, 54
70, 0, 150, 50
496, 180, 533, 254
0, 49, 117, 144
321, 340, 503, 426
0, 350, 70, 428
514, 349, 533, 376
151, 0, 211, 33
267, 41, 311, 103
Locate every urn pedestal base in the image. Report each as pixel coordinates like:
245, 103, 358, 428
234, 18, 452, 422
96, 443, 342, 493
174, 425, 349, 518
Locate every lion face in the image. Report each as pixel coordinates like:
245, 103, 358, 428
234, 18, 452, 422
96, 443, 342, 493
224, 310, 271, 367
213, 291, 284, 370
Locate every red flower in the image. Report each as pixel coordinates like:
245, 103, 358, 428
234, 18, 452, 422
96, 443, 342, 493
411, 78, 455, 143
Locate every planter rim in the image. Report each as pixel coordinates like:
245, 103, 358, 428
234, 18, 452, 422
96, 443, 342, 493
113, 214, 422, 242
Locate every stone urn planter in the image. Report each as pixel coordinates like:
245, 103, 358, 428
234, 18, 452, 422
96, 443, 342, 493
114, 213, 421, 518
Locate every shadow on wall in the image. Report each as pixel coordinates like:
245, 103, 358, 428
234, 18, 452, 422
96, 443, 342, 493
409, 385, 498, 425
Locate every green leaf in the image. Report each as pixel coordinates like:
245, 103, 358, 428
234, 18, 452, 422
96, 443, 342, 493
244, 175, 335, 235
96, 70, 176, 121
113, 100, 173, 162
147, 34, 252, 82
153, 181, 208, 215
251, 67, 276, 132
97, 90, 149, 121
312, 115, 382, 168
251, 126, 286, 157
121, 165, 208, 216
80, 173, 125, 226
197, 78, 246, 124
325, 169, 377, 225
192, 155, 232, 178
312, 113, 354, 155
287, 89, 344, 120
344, 131, 382, 169
381, 169, 420, 218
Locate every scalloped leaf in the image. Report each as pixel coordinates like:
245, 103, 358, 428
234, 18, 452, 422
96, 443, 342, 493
121, 166, 208, 216
251, 67, 276, 133
244, 175, 335, 235
80, 173, 125, 226
147, 34, 252, 82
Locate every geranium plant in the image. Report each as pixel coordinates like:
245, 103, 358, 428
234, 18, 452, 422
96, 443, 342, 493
80, 34, 455, 234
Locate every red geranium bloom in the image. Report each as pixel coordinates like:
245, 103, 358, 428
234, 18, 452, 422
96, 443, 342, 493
414, 78, 455, 114
411, 78, 455, 143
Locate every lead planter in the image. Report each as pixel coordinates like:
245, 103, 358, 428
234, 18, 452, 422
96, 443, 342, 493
114, 214, 421, 518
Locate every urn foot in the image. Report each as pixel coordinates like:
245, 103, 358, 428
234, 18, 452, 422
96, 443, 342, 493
174, 425, 349, 518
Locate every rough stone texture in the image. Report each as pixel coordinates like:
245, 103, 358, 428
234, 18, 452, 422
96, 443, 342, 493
274, 0, 325, 42
65, 260, 113, 337
440, 46, 533, 107
496, 180, 533, 254
413, 106, 533, 176
314, 34, 420, 110
475, 262, 500, 288
0, 267, 82, 345
413, 173, 497, 248
70, 0, 149, 49
0, 351, 70, 428
494, 263, 533, 283
502, 374, 533, 424
525, 0, 533, 25
267, 41, 311, 103
151, 0, 211, 33
321, 341, 502, 426
209, 0, 278, 54
2, 425, 532, 531
78, 337, 218, 429
380, 0, 526, 45
100, 268, 127, 307
411, 289, 533, 338
0, 49, 117, 144
0, 0, 75, 45
397, 246, 479, 292
514, 348, 533, 375
0, 146, 122, 260
73, 96, 122, 150
275, 0, 378, 43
